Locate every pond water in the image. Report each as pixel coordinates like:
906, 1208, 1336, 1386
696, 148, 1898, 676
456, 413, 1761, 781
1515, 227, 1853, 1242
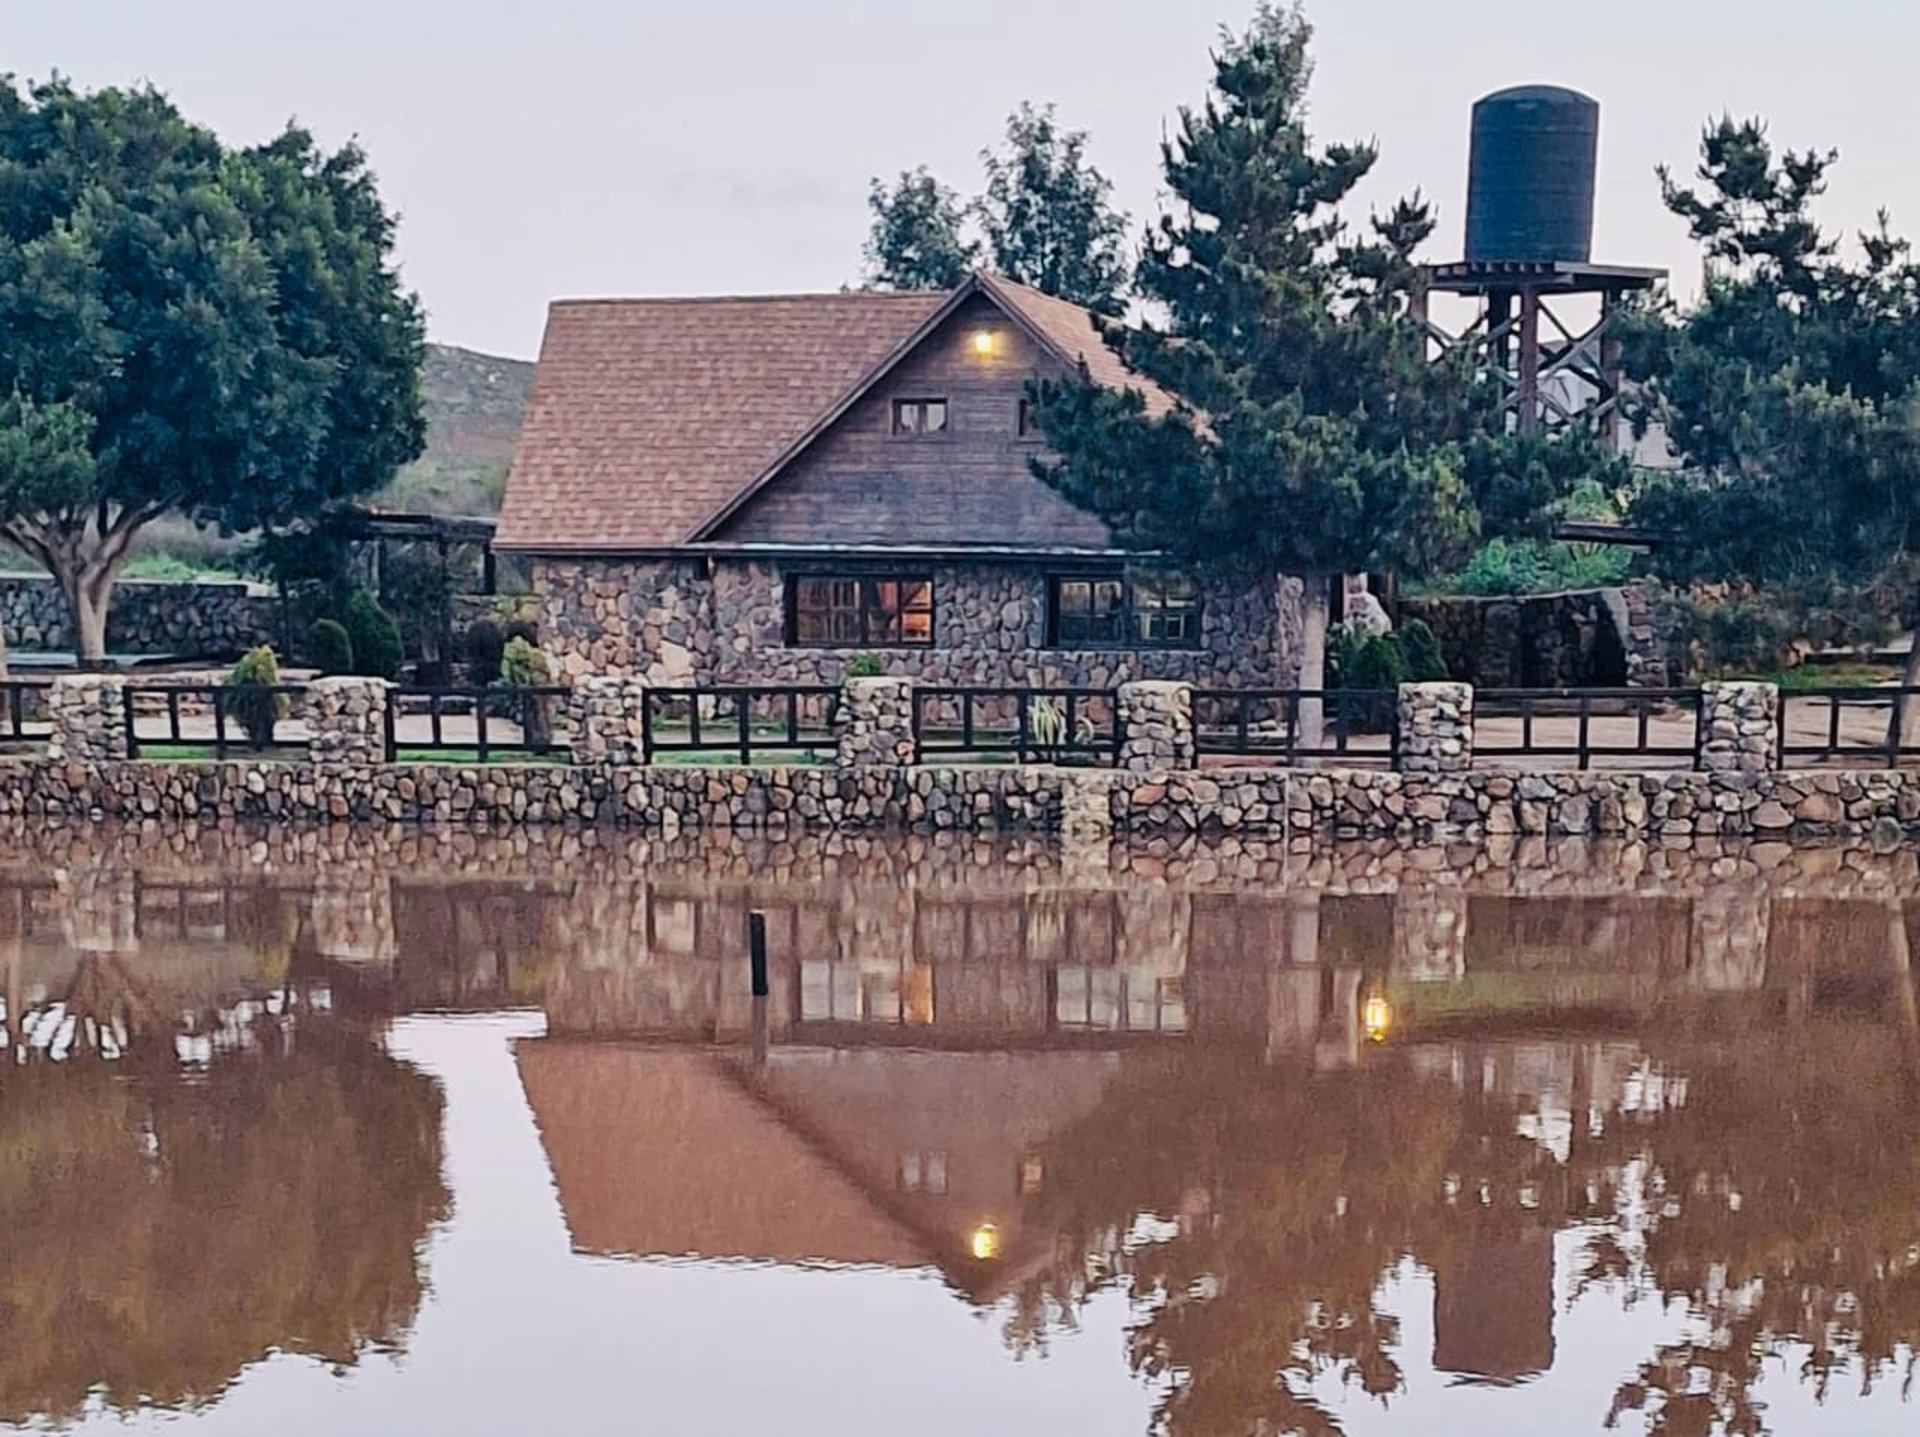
2, 825, 1917, 1436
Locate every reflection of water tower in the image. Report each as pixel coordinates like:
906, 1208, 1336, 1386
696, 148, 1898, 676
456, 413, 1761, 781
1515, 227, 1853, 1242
1418, 86, 1665, 454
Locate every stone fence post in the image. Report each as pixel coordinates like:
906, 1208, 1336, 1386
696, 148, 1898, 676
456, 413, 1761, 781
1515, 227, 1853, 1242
567, 675, 649, 766
1117, 681, 1194, 774
1697, 680, 1779, 773
836, 677, 916, 768
1396, 682, 1475, 774
48, 675, 130, 764
305, 678, 392, 766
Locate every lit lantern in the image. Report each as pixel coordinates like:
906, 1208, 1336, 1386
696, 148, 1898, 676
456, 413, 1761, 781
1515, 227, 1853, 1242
971, 328, 998, 357
1363, 992, 1392, 1044
969, 1222, 1002, 1261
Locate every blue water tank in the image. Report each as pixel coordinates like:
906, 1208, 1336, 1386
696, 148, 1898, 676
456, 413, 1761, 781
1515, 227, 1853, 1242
1465, 85, 1600, 265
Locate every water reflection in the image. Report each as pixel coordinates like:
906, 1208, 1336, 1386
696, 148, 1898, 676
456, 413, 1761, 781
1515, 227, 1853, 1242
0, 826, 1916, 1434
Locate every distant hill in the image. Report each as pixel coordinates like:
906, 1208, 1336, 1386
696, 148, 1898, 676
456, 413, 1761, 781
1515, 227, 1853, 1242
375, 343, 535, 516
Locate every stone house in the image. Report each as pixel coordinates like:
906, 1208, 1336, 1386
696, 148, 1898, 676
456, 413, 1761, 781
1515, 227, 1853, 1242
494, 274, 1302, 687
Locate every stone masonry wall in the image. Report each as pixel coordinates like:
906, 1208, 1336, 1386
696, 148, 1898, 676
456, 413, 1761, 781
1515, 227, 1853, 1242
1403, 583, 1668, 690
534, 557, 1302, 690
1396, 682, 1474, 774
0, 574, 279, 656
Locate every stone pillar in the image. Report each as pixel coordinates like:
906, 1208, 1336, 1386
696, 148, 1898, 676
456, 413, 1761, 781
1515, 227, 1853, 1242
305, 677, 391, 766
1397, 682, 1475, 774
1697, 681, 1778, 774
1116, 681, 1194, 774
47, 675, 130, 764
568, 676, 649, 766
835, 677, 916, 768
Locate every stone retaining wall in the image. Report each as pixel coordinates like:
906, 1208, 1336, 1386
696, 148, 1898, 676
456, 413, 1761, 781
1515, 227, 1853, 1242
0, 574, 279, 656
1402, 582, 1667, 690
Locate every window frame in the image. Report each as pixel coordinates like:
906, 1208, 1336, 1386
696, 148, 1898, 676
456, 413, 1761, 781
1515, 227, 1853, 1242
1045, 570, 1203, 650
890, 396, 950, 437
784, 572, 938, 649
1016, 397, 1042, 441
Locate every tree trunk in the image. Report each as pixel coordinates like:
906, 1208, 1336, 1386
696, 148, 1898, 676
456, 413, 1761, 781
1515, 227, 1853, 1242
1296, 573, 1332, 753
0, 619, 10, 682
53, 558, 119, 668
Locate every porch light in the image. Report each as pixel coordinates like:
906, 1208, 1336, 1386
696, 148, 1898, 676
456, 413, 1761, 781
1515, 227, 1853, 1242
971, 328, 998, 357
1363, 992, 1392, 1045
969, 1222, 1002, 1261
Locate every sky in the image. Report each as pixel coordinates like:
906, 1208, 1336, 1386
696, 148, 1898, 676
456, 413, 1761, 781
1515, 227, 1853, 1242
11, 0, 1920, 359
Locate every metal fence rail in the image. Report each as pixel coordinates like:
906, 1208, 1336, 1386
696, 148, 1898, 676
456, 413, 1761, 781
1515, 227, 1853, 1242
385, 685, 572, 761
1192, 689, 1399, 767
123, 683, 311, 759
641, 685, 840, 763
1474, 688, 1702, 770
912, 686, 1121, 764
1777, 686, 1920, 768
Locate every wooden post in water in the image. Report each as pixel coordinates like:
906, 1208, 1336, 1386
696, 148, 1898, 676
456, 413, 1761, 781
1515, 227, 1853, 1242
747, 910, 769, 998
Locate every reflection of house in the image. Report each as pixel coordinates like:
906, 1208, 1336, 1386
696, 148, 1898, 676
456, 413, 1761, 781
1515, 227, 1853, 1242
1432, 1228, 1556, 1382
516, 1039, 1122, 1297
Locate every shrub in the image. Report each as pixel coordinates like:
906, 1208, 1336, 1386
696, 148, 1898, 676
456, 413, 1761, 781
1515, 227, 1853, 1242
463, 618, 505, 683
306, 618, 353, 676
501, 636, 554, 752
341, 591, 404, 680
502, 618, 539, 648
847, 653, 885, 678
226, 645, 289, 749
1398, 617, 1449, 683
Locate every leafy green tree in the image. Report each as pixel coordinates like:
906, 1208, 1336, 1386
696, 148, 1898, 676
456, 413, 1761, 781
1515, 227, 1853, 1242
979, 103, 1129, 315
862, 167, 979, 290
0, 395, 97, 675
1626, 117, 1920, 719
0, 78, 425, 663
1027, 5, 1570, 740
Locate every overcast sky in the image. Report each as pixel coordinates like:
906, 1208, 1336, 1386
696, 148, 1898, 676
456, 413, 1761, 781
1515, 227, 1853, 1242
13, 0, 1920, 358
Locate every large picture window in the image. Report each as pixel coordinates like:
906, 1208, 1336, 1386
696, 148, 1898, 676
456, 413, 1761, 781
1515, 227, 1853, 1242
1047, 572, 1201, 649
786, 574, 935, 647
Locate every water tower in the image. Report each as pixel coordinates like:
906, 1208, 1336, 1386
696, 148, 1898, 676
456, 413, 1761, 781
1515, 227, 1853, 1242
1418, 86, 1665, 452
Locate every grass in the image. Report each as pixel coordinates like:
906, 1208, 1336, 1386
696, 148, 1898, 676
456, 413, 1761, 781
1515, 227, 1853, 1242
1741, 662, 1900, 691
392, 748, 570, 766
133, 743, 304, 762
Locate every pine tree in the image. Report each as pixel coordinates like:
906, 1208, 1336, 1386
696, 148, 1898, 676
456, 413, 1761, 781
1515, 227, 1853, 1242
979, 103, 1129, 315
862, 167, 979, 291
1028, 4, 1543, 739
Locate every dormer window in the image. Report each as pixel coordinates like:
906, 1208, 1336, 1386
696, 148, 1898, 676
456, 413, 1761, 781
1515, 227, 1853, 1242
892, 397, 948, 436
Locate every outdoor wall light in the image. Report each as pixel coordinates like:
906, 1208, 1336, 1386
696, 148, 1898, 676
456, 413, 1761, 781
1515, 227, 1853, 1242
971, 328, 998, 357
969, 1222, 1002, 1261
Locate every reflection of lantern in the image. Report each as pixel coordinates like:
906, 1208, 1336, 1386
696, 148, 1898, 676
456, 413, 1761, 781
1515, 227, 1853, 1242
969, 1223, 1002, 1261
1363, 991, 1392, 1044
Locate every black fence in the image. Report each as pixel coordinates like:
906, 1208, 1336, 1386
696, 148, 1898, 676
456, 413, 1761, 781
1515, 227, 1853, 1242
384, 685, 572, 761
1475, 688, 1703, 770
641, 686, 840, 763
1192, 689, 1399, 768
1777, 687, 1920, 768
0, 681, 52, 747
913, 687, 1121, 764
123, 683, 310, 759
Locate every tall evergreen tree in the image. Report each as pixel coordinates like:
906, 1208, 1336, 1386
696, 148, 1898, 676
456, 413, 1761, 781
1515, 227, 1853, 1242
979, 103, 1129, 315
1626, 118, 1920, 715
1027, 4, 1566, 736
862, 167, 979, 291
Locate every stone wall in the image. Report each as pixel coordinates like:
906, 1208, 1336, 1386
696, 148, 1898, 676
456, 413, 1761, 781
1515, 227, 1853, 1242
1396, 682, 1473, 774
533, 556, 1301, 690
0, 574, 279, 656
1402, 583, 1667, 690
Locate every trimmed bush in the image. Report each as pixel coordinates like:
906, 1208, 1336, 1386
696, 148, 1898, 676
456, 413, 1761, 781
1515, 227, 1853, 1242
847, 652, 885, 678
226, 645, 290, 750
1398, 618, 1449, 683
463, 618, 505, 683
501, 636, 554, 752
342, 591, 404, 680
306, 618, 354, 676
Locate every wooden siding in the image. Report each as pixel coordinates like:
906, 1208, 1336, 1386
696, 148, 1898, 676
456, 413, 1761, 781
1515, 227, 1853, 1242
716, 294, 1112, 548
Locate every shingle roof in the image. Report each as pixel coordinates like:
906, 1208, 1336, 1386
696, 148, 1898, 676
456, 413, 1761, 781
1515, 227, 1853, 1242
494, 277, 1177, 553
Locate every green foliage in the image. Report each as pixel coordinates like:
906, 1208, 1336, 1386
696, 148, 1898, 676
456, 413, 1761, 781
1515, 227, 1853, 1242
305, 618, 353, 676
1329, 627, 1408, 690
1397, 618, 1449, 683
1434, 536, 1634, 596
0, 77, 425, 659
1025, 6, 1585, 700
979, 103, 1129, 315
863, 168, 979, 291
340, 591, 403, 680
0, 394, 97, 521
499, 635, 550, 688
225, 645, 289, 748
846, 652, 885, 678
463, 619, 505, 683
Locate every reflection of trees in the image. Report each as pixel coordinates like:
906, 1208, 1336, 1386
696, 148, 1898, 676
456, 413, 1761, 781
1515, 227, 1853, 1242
1012, 1020, 1920, 1437
0, 1018, 449, 1423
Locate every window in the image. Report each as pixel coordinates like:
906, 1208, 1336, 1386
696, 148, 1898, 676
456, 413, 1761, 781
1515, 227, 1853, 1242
892, 397, 949, 435
787, 574, 935, 647
1047, 572, 1201, 648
